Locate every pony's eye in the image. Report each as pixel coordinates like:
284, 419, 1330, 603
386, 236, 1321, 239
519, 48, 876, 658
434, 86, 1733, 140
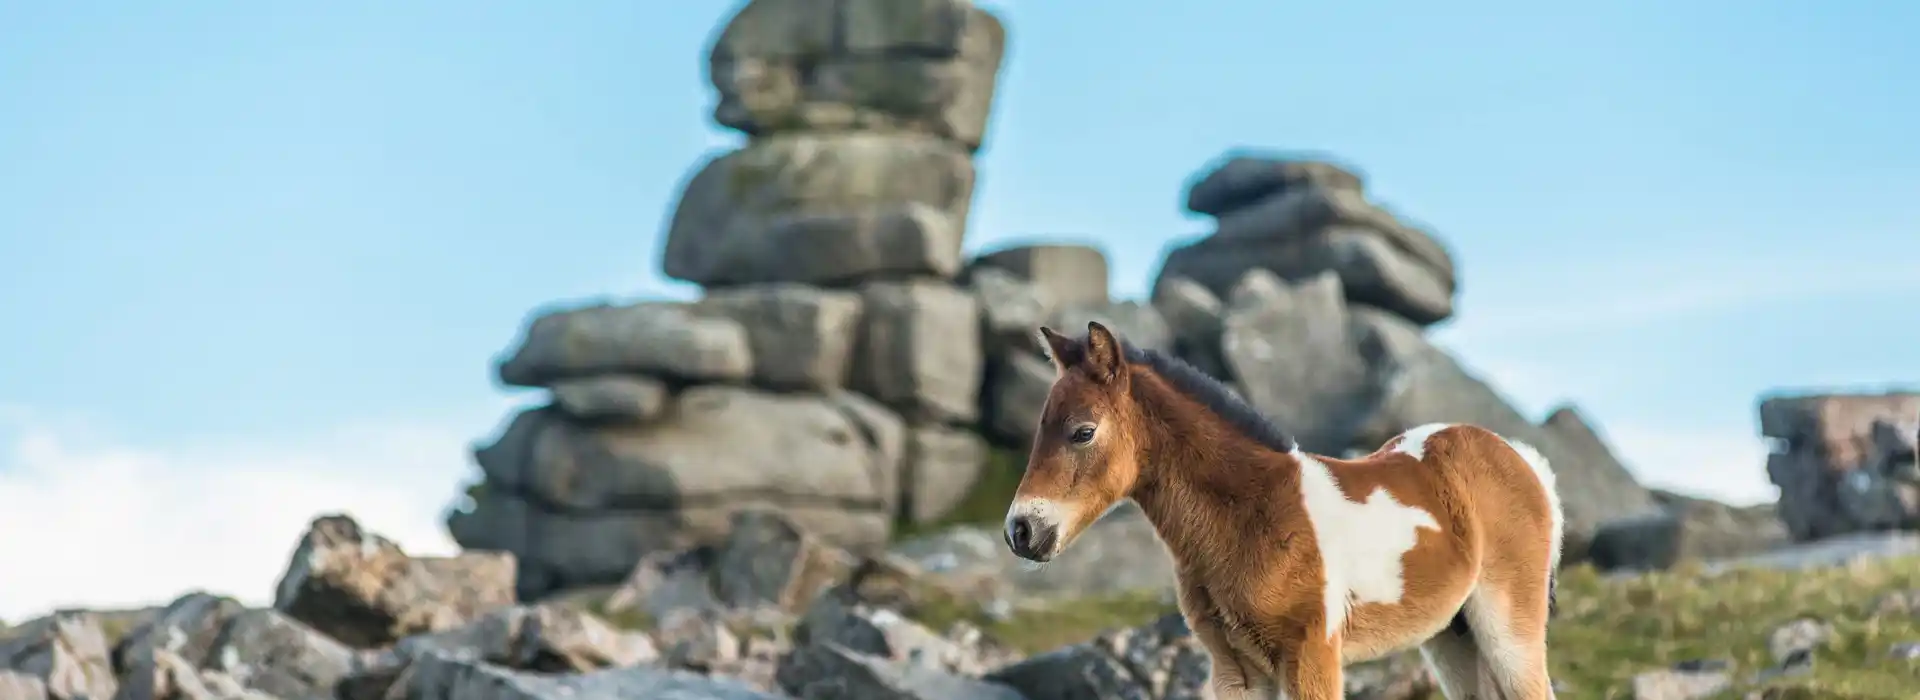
1070, 425, 1097, 444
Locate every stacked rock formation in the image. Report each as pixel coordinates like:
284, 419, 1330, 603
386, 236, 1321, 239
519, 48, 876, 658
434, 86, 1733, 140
1761, 391, 1920, 540
1132, 152, 1672, 567
1155, 153, 1459, 326
451, 0, 1010, 599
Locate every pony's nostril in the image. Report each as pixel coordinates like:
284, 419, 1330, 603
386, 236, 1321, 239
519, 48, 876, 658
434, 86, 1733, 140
1009, 518, 1032, 552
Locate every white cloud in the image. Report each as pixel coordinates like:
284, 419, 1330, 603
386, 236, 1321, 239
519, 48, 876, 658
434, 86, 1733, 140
0, 403, 520, 623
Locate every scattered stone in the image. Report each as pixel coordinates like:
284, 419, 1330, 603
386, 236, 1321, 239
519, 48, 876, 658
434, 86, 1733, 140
548, 375, 671, 423
971, 244, 1110, 310
655, 609, 742, 673
1588, 511, 1684, 572
111, 592, 249, 700
713, 509, 859, 615
700, 284, 865, 391
1631, 666, 1732, 700
339, 603, 657, 699
1766, 618, 1832, 666
389, 648, 783, 700
0, 612, 118, 700
200, 609, 355, 700
777, 643, 1025, 700
272, 514, 517, 648
496, 301, 755, 386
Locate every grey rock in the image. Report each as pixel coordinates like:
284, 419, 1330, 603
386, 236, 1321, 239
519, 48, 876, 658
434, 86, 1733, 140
971, 244, 1110, 310
1219, 271, 1373, 453
111, 592, 248, 700
1185, 153, 1364, 216
472, 408, 554, 494
796, 596, 975, 674
710, 0, 1007, 150
0, 612, 118, 700
965, 267, 1055, 359
903, 425, 987, 525
523, 385, 899, 512
201, 610, 354, 700
549, 376, 671, 423
984, 353, 1054, 447
1149, 276, 1227, 379
1629, 667, 1731, 700
662, 133, 975, 287
1760, 392, 1920, 540
777, 643, 1025, 700
852, 281, 982, 423
890, 504, 1176, 600
1767, 618, 1832, 665
272, 514, 517, 648
700, 284, 866, 391
1157, 223, 1455, 327
1044, 301, 1172, 355
340, 604, 658, 699
1586, 511, 1683, 572
496, 301, 753, 387
655, 609, 742, 673
713, 508, 859, 615
522, 503, 891, 591
387, 648, 782, 700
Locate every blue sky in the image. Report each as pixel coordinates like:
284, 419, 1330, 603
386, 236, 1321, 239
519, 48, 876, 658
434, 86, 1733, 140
1, 0, 1916, 618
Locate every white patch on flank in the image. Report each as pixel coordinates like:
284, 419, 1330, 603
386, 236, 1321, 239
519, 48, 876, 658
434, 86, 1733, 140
1388, 423, 1455, 460
1498, 437, 1564, 572
1292, 449, 1442, 640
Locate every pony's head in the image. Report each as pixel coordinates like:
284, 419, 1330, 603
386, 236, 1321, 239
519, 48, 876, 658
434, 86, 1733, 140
1002, 321, 1148, 562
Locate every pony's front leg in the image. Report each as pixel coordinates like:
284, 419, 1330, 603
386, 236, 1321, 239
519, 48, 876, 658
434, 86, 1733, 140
1277, 634, 1343, 700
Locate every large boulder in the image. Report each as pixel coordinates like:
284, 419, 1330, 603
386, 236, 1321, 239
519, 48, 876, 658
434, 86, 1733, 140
700, 284, 865, 391
1183, 153, 1365, 216
1760, 392, 1920, 540
708, 0, 1008, 151
662, 132, 977, 287
496, 301, 753, 387
273, 514, 517, 648
1219, 271, 1375, 453
0, 612, 118, 700
970, 244, 1110, 310
851, 280, 983, 423
459, 388, 906, 591
1155, 152, 1458, 326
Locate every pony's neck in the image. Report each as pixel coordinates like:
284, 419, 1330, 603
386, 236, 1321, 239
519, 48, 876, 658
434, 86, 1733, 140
1125, 366, 1295, 566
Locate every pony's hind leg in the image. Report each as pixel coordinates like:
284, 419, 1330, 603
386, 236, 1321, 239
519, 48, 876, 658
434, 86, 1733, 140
1418, 619, 1487, 699
1462, 585, 1556, 700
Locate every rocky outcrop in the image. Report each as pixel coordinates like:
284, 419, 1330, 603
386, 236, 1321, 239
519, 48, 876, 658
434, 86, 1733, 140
1760, 392, 1920, 541
454, 0, 1012, 599
1154, 152, 1458, 326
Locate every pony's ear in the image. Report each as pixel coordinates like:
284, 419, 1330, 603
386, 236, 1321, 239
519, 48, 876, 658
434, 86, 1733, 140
1083, 321, 1128, 384
1036, 326, 1081, 374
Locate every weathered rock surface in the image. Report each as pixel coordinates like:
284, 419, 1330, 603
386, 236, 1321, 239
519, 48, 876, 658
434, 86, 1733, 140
452, 388, 905, 595
967, 266, 1055, 359
971, 244, 1110, 311
549, 375, 672, 423
497, 301, 754, 387
1220, 271, 1374, 453
709, 0, 1008, 151
1760, 392, 1920, 540
1156, 152, 1457, 326
663, 133, 977, 288
0, 612, 118, 700
701, 284, 865, 391
902, 425, 989, 525
852, 280, 982, 423
274, 514, 516, 648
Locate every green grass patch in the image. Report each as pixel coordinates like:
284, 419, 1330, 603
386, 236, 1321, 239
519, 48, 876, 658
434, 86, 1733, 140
1548, 557, 1920, 699
894, 448, 1027, 541
547, 585, 655, 631
911, 588, 1178, 655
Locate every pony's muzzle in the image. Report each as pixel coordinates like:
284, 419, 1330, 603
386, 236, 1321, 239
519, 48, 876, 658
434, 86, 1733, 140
1004, 512, 1059, 562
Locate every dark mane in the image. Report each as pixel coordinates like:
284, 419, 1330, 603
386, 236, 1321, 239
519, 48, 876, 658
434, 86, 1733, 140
1110, 338, 1299, 453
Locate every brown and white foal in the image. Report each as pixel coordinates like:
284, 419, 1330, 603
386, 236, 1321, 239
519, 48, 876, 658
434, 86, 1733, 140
1002, 322, 1563, 700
